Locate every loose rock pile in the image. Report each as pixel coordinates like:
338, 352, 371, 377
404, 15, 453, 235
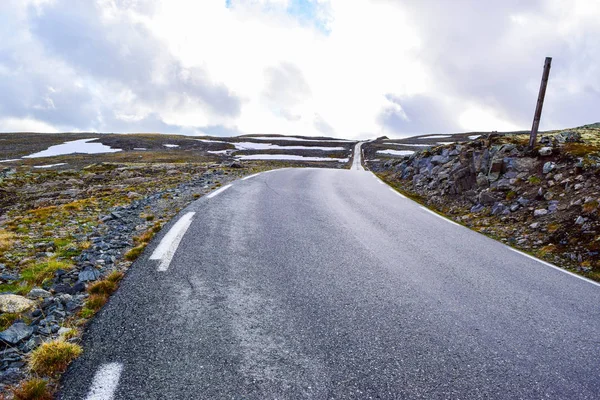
0, 163, 235, 390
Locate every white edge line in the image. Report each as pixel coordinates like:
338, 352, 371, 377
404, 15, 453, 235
389, 188, 406, 199
85, 362, 123, 400
241, 173, 261, 181
150, 212, 195, 271
206, 184, 232, 198
368, 172, 600, 289
419, 206, 462, 227
369, 172, 407, 199
508, 247, 600, 288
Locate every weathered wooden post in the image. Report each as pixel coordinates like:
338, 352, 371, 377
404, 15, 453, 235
528, 57, 552, 149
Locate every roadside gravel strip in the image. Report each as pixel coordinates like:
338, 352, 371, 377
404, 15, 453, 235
59, 165, 600, 399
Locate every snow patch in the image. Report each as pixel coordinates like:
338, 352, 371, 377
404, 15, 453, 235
377, 150, 415, 156
23, 139, 122, 158
417, 135, 451, 140
195, 139, 228, 144
237, 154, 349, 162
390, 143, 430, 147
33, 163, 67, 169
244, 136, 353, 142
232, 142, 345, 151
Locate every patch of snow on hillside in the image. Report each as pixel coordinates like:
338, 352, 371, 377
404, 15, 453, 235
33, 163, 67, 168
391, 143, 430, 147
377, 150, 415, 156
417, 135, 451, 140
237, 154, 349, 162
23, 139, 121, 158
195, 139, 228, 144
244, 136, 353, 142
232, 142, 345, 151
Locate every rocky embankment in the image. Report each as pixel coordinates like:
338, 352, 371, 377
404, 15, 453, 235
0, 161, 252, 395
368, 127, 600, 281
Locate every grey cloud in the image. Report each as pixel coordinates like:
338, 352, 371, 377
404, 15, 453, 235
314, 114, 334, 136
378, 94, 461, 136
379, 0, 600, 132
0, 0, 241, 135
263, 62, 311, 121
30, 1, 241, 118
263, 63, 311, 106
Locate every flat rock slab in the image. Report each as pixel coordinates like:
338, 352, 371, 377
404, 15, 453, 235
0, 322, 34, 344
0, 294, 36, 313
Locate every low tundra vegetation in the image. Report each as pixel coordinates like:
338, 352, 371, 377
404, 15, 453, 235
0, 154, 273, 395
0, 230, 15, 252
79, 271, 123, 318
10, 378, 53, 400
29, 340, 83, 377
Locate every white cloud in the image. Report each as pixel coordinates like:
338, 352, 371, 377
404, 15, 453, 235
0, 117, 59, 133
0, 0, 599, 137
459, 106, 521, 132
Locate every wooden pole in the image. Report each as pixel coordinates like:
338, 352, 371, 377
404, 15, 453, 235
528, 57, 552, 149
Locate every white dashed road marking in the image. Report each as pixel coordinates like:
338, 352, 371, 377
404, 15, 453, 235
150, 212, 195, 272
85, 363, 123, 400
206, 184, 232, 198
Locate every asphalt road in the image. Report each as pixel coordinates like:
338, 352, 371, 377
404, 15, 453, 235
60, 167, 600, 399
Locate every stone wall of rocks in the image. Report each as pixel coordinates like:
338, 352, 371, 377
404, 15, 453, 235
368, 131, 600, 275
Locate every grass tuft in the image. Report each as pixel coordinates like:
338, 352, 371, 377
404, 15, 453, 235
583, 200, 598, 213
0, 230, 15, 252
106, 271, 124, 283
547, 222, 560, 233
0, 313, 19, 331
134, 230, 155, 245
21, 260, 73, 285
28, 340, 82, 377
151, 222, 163, 233
124, 245, 146, 261
83, 294, 107, 312
10, 378, 53, 400
87, 280, 117, 296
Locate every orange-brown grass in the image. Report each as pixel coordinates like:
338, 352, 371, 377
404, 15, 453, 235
29, 341, 82, 377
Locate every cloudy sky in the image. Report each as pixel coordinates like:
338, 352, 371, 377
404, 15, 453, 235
0, 0, 598, 139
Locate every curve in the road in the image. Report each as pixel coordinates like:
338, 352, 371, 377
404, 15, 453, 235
59, 166, 600, 399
